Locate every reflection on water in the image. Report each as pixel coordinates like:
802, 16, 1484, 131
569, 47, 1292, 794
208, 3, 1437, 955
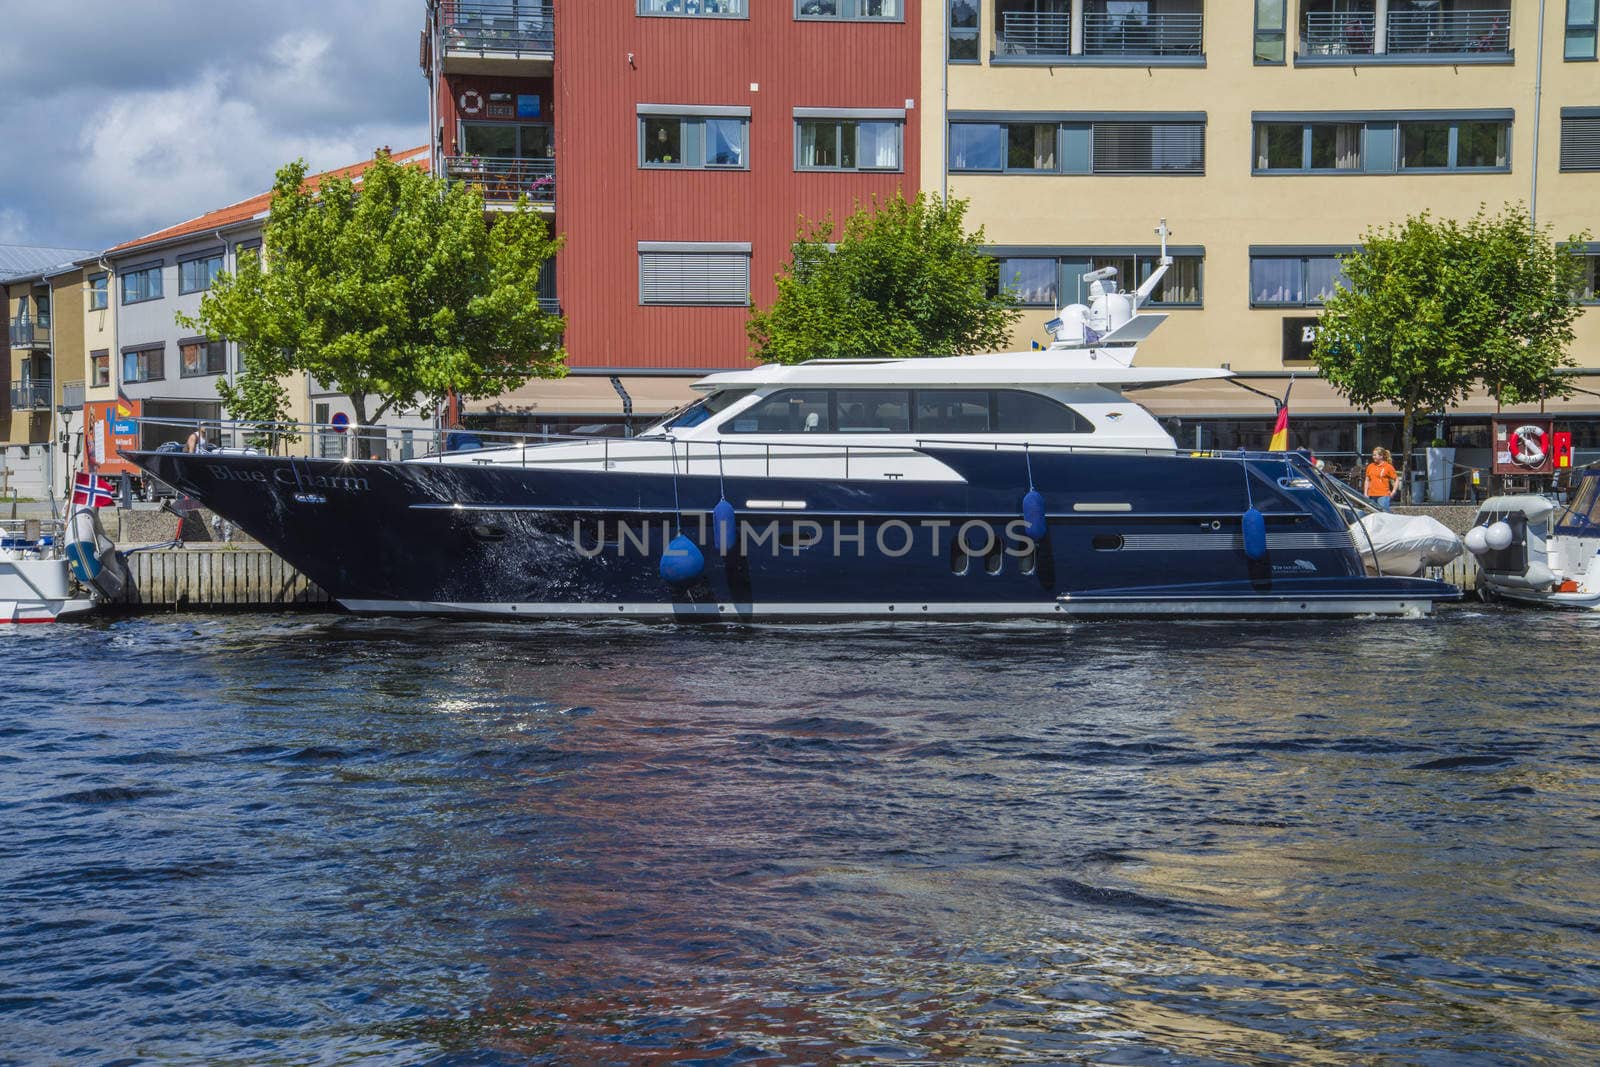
3, 610, 1600, 1064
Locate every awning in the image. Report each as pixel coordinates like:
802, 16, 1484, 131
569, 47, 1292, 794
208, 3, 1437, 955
465, 375, 702, 416
1137, 377, 1600, 419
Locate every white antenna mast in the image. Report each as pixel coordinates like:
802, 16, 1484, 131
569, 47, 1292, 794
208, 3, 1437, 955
1133, 218, 1173, 307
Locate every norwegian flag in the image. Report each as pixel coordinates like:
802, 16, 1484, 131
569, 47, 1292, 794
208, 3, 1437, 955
72, 472, 116, 508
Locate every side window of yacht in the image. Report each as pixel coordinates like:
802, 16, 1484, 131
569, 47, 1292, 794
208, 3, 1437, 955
723, 390, 832, 433
994, 390, 1094, 434
915, 390, 991, 433
661, 388, 752, 430
836, 390, 910, 432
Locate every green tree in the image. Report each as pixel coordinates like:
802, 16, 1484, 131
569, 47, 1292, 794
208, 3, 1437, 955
179, 151, 566, 430
215, 351, 297, 451
747, 191, 1020, 363
1312, 205, 1587, 498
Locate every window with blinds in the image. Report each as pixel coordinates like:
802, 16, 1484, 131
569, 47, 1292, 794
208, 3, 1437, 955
639, 248, 751, 305
1560, 113, 1600, 171
1092, 122, 1205, 174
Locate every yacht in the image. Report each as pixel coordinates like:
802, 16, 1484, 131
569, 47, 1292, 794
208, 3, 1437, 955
127, 230, 1459, 619
1464, 469, 1600, 610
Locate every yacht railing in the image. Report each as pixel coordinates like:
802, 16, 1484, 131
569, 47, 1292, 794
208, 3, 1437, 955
126, 416, 1328, 474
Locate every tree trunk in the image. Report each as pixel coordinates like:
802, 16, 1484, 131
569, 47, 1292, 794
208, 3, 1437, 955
1398, 403, 1415, 504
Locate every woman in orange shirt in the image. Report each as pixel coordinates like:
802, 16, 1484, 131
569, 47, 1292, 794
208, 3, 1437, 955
1364, 447, 1398, 511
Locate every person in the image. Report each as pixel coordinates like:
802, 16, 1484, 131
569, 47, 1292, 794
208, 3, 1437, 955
1364, 447, 1398, 511
185, 426, 209, 454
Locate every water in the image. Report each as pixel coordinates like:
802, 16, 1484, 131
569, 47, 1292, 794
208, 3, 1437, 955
3, 610, 1600, 1066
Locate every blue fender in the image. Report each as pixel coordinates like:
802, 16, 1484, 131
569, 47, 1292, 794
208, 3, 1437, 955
1242, 507, 1267, 561
660, 532, 706, 584
1021, 489, 1048, 541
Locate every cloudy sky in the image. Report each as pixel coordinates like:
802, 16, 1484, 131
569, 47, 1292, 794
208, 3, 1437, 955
0, 2, 428, 253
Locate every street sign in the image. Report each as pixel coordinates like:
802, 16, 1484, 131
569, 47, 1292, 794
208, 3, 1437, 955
331, 412, 350, 434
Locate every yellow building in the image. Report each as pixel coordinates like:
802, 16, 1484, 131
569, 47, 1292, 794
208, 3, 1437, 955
921, 0, 1600, 462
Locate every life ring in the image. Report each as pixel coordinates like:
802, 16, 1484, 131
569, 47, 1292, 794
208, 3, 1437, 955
458, 89, 483, 116
1511, 424, 1547, 468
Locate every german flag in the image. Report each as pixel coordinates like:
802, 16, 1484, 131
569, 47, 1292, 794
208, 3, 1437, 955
1268, 377, 1293, 451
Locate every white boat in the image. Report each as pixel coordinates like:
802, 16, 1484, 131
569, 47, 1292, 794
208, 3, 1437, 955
1464, 468, 1600, 610
0, 518, 97, 624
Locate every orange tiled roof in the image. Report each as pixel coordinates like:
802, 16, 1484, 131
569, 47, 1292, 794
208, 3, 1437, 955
106, 146, 431, 254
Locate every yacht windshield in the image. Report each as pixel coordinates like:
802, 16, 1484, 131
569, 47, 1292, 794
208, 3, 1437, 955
640, 390, 752, 436
1557, 472, 1600, 531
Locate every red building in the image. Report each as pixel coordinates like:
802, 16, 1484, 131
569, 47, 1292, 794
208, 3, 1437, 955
421, 0, 921, 431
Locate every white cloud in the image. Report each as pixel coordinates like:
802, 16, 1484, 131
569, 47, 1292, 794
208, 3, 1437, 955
0, 1, 424, 250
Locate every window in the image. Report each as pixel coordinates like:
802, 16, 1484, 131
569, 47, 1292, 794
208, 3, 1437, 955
949, 0, 979, 59
461, 122, 553, 159
1255, 122, 1362, 170
639, 111, 749, 168
836, 390, 910, 432
796, 117, 903, 171
91, 350, 110, 388
1568, 0, 1598, 59
999, 258, 1060, 306
1561, 110, 1600, 171
798, 0, 899, 18
1400, 119, 1506, 170
994, 390, 1092, 434
721, 389, 1093, 434
1574, 248, 1600, 304
724, 390, 833, 433
179, 253, 224, 295
180, 339, 228, 377
88, 274, 108, 311
1093, 122, 1204, 174
997, 250, 1204, 307
1250, 253, 1352, 307
638, 243, 750, 305
1252, 114, 1509, 174
917, 390, 991, 433
120, 264, 162, 304
121, 346, 164, 384
950, 117, 1204, 175
638, 0, 746, 16
1255, 0, 1286, 62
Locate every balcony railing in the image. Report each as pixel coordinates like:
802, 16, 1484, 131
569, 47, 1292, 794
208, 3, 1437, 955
1386, 8, 1509, 54
8, 317, 50, 348
997, 10, 1071, 57
62, 380, 85, 410
442, 1, 554, 57
9, 379, 52, 411
1301, 7, 1509, 57
445, 156, 556, 205
1081, 10, 1203, 56
537, 297, 561, 315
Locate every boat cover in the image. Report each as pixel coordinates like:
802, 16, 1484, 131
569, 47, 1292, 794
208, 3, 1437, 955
1351, 512, 1464, 577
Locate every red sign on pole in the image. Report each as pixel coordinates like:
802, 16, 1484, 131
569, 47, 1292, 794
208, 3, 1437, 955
1492, 418, 1554, 475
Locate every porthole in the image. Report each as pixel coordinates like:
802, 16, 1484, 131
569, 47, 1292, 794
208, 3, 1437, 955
984, 547, 1004, 575
1092, 534, 1124, 551
1018, 548, 1037, 576
949, 541, 970, 576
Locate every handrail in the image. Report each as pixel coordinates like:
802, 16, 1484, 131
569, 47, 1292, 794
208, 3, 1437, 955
126, 415, 1334, 468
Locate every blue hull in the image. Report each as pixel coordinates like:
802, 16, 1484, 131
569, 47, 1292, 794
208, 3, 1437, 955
130, 448, 1458, 619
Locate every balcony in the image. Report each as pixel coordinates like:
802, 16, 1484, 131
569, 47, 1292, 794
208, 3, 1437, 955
9, 379, 52, 411
445, 156, 556, 210
993, 3, 1203, 64
440, 1, 554, 76
62, 380, 85, 410
537, 297, 561, 315
8, 316, 50, 349
997, 10, 1071, 57
1299, 5, 1510, 62
1082, 10, 1203, 57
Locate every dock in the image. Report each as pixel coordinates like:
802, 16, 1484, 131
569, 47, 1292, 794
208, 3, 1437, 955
108, 546, 330, 611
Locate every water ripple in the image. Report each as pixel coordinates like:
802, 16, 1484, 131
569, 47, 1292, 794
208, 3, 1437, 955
1, 608, 1598, 1063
